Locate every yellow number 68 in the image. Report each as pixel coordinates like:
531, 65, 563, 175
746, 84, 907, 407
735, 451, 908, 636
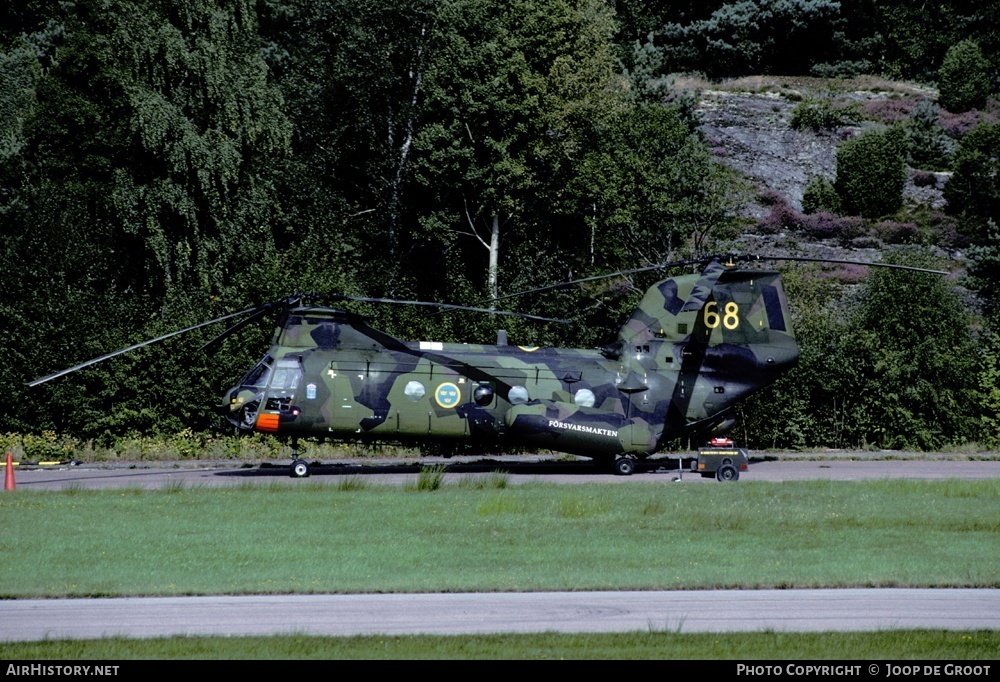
704, 301, 740, 330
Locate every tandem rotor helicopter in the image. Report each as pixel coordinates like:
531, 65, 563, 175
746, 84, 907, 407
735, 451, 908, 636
28, 254, 944, 477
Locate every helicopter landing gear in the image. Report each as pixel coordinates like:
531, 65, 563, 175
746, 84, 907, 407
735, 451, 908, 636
612, 455, 636, 476
289, 438, 310, 478
291, 459, 310, 478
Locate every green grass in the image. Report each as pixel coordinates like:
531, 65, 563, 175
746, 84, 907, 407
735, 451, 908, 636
2, 630, 998, 660
1, 479, 997, 598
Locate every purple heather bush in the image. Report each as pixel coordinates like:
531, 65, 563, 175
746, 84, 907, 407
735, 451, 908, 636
820, 263, 868, 284
800, 211, 864, 243
757, 202, 804, 234
939, 107, 999, 138
863, 99, 916, 124
873, 220, 919, 244
911, 170, 938, 187
757, 187, 787, 206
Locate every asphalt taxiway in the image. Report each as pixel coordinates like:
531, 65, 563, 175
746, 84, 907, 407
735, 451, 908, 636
3, 455, 997, 642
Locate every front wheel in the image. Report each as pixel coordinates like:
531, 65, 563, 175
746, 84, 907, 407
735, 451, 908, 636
290, 459, 310, 478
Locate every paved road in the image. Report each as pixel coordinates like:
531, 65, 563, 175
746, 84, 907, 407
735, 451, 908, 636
9, 456, 1000, 490
2, 589, 998, 641
4, 456, 997, 643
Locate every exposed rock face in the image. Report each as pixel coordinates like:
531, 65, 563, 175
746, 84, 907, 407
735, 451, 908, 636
694, 87, 948, 216
698, 91, 839, 214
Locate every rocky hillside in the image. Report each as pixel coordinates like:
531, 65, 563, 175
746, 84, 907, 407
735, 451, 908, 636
687, 76, 948, 217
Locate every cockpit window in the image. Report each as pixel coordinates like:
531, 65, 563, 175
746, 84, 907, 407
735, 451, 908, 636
242, 358, 272, 388
270, 358, 303, 391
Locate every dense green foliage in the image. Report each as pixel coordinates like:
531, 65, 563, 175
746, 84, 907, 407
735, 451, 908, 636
938, 40, 992, 113
631, 0, 1000, 87
801, 175, 840, 214
1, 1, 996, 451
834, 126, 908, 219
944, 121, 1000, 244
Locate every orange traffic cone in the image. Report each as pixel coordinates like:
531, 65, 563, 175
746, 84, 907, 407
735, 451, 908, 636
4, 452, 14, 491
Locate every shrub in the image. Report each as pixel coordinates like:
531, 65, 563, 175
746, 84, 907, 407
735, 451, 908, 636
873, 221, 919, 245
906, 99, 951, 170
800, 212, 864, 243
790, 99, 853, 131
938, 40, 991, 113
757, 202, 804, 234
911, 171, 938, 188
943, 120, 1000, 244
757, 187, 787, 206
939, 109, 991, 138
862, 99, 916, 125
802, 175, 840, 214
835, 126, 908, 219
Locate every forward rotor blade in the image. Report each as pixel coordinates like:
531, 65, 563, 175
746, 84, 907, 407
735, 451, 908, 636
198, 295, 307, 352
27, 307, 259, 388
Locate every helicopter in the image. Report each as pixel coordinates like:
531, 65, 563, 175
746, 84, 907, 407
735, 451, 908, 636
28, 254, 945, 477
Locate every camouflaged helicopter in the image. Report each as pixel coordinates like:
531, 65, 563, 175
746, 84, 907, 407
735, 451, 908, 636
28, 254, 943, 477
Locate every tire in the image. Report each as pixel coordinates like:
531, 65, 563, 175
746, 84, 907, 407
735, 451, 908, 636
291, 459, 310, 478
716, 464, 739, 482
613, 456, 635, 476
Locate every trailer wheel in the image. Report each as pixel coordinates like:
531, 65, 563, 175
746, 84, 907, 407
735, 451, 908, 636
716, 464, 739, 482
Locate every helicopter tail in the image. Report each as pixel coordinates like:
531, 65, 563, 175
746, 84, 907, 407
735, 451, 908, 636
619, 262, 799, 443
619, 262, 796, 349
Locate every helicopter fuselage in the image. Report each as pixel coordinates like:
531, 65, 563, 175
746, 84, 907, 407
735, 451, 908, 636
222, 269, 799, 461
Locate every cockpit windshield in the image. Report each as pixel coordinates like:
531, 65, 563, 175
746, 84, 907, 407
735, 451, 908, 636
241, 357, 272, 388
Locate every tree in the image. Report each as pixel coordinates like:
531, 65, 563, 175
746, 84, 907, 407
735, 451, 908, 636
837, 251, 980, 449
835, 126, 907, 219
657, 0, 844, 78
937, 40, 991, 113
409, 0, 623, 304
1, 0, 292, 436
943, 120, 1000, 245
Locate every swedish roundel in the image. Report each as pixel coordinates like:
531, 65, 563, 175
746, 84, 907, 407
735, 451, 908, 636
434, 382, 461, 408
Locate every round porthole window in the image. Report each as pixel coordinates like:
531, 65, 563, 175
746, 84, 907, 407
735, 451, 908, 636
404, 380, 426, 402
508, 385, 529, 404
573, 388, 596, 408
474, 384, 494, 406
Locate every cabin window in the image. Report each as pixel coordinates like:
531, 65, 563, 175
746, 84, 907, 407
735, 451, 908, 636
404, 380, 426, 402
508, 385, 529, 404
574, 388, 596, 408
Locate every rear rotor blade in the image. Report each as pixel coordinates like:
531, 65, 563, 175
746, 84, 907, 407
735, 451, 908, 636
322, 294, 570, 323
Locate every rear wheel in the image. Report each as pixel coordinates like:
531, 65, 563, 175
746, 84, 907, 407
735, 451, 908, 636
290, 459, 310, 478
613, 456, 636, 476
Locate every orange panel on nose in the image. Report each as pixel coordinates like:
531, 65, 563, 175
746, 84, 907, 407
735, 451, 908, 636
256, 413, 280, 433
